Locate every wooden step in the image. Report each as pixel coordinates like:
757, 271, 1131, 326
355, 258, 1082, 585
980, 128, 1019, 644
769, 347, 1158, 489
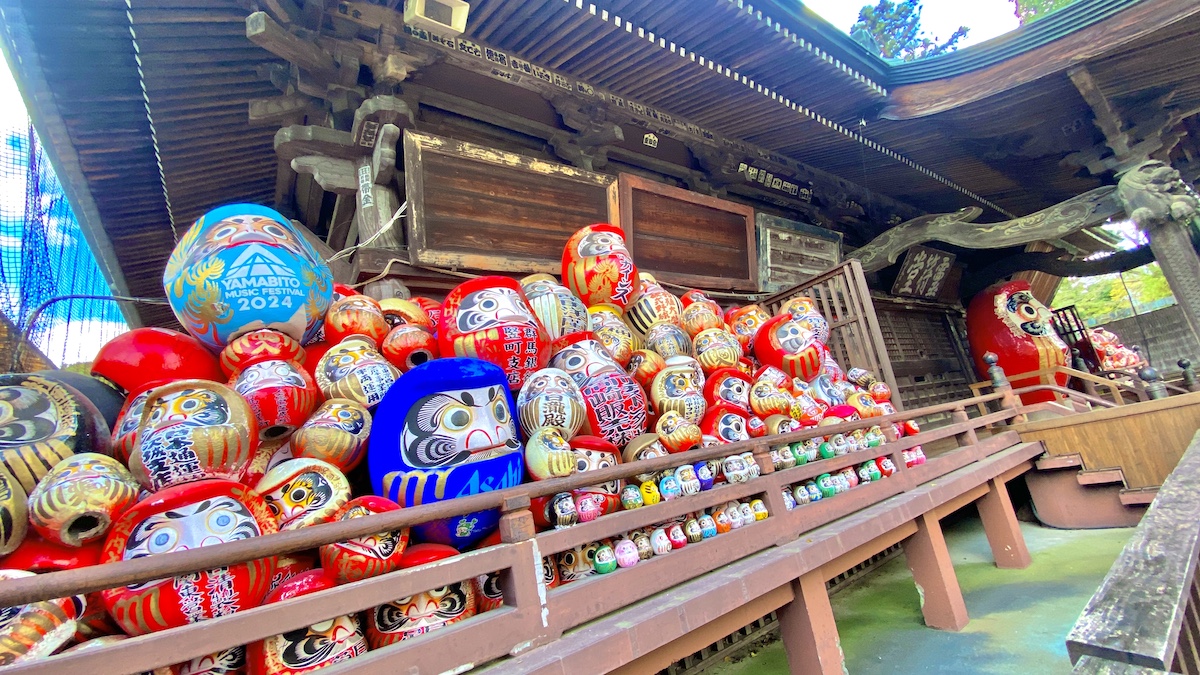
1077, 468, 1126, 487
1119, 487, 1158, 506
1036, 453, 1082, 471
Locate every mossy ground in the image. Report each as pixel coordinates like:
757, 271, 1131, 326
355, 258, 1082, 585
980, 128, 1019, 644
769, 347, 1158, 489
705, 511, 1132, 674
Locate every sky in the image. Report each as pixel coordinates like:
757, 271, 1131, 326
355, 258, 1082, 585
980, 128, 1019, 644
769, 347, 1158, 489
803, 0, 1021, 49
1, 49, 128, 366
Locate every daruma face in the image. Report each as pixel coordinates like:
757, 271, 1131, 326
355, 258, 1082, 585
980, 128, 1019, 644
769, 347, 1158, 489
368, 582, 476, 645
101, 480, 278, 635
517, 368, 587, 438
966, 280, 1069, 404
439, 277, 549, 391
399, 384, 519, 469
561, 224, 638, 309
131, 380, 255, 492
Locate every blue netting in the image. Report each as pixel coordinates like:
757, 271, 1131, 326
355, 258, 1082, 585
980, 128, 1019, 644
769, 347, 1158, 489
0, 123, 128, 366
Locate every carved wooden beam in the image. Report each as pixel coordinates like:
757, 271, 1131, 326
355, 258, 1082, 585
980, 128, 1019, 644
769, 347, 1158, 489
1068, 66, 1131, 159
961, 245, 1155, 299
850, 186, 1123, 273
248, 93, 322, 126
246, 12, 343, 84
291, 155, 357, 194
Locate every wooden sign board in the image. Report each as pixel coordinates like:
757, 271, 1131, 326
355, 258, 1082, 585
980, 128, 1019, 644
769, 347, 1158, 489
756, 213, 842, 293
404, 130, 619, 274
891, 245, 957, 299
618, 173, 757, 291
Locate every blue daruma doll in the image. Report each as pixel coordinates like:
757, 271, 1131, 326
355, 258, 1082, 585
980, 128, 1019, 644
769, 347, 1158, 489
369, 358, 525, 548
163, 204, 333, 350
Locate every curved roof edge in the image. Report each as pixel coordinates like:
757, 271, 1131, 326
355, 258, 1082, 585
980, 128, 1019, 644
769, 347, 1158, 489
762, 0, 1146, 87
887, 0, 1143, 84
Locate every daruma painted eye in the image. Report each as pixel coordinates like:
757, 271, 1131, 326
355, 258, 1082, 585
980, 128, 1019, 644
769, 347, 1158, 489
443, 406, 471, 431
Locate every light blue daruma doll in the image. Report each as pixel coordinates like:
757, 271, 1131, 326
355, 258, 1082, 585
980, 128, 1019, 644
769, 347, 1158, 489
163, 203, 333, 350
368, 358, 526, 548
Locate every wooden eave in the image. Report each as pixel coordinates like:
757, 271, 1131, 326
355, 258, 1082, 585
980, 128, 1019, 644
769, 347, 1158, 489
8, 0, 1198, 324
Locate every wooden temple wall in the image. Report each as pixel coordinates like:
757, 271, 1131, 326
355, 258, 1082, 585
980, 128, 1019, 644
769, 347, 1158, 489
261, 14, 995, 408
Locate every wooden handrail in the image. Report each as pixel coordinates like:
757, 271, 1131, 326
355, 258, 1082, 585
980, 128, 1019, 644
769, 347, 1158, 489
0, 389, 1019, 608
1067, 429, 1200, 670
972, 366, 1133, 406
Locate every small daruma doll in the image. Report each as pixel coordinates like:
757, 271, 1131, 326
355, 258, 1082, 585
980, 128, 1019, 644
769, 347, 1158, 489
369, 358, 524, 548
255, 458, 351, 531
726, 305, 771, 351
623, 274, 684, 340
318, 496, 408, 583
521, 273, 589, 346
290, 399, 372, 472
101, 479, 278, 635
367, 544, 477, 646
516, 368, 587, 439
163, 203, 333, 350
231, 359, 322, 442
439, 276, 550, 391
755, 315, 826, 383
966, 280, 1069, 404
561, 223, 638, 309
314, 337, 399, 410
693, 328, 743, 375
130, 380, 257, 492
650, 357, 707, 423
248, 570, 368, 674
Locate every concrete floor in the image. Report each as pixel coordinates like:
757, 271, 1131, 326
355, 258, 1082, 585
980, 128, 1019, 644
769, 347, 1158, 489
705, 513, 1133, 674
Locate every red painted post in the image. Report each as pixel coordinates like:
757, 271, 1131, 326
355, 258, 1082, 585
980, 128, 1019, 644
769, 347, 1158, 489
778, 571, 845, 675
976, 478, 1032, 569
903, 512, 969, 631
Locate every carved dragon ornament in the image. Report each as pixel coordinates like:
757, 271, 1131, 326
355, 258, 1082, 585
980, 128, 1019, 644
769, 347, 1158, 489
850, 186, 1123, 273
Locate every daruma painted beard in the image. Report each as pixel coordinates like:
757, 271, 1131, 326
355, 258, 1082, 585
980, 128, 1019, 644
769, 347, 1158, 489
367, 544, 477, 646
561, 223, 638, 310
438, 276, 549, 391
368, 358, 525, 549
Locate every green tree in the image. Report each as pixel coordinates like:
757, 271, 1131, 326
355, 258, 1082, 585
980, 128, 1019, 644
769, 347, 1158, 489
1010, 0, 1078, 26
850, 1, 968, 62
1051, 262, 1176, 324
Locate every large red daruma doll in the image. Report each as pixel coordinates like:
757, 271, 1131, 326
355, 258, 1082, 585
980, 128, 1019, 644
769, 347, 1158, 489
439, 276, 550, 391
966, 280, 1069, 404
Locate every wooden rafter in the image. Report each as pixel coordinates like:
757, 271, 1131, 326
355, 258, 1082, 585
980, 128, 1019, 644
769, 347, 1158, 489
882, 0, 1200, 120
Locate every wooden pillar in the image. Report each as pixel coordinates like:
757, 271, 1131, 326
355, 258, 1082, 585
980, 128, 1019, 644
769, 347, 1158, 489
902, 512, 969, 631
778, 571, 845, 675
1146, 217, 1200, 346
976, 478, 1032, 569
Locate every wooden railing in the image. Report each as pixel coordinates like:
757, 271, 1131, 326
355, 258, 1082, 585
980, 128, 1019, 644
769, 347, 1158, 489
760, 259, 903, 411
1068, 429, 1200, 673
0, 381, 1099, 675
971, 363, 1198, 411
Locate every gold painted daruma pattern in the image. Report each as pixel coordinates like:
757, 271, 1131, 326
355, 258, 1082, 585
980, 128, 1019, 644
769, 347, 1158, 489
27, 453, 140, 548
0, 464, 26, 555
0, 570, 84, 665
129, 380, 256, 491
0, 375, 94, 493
